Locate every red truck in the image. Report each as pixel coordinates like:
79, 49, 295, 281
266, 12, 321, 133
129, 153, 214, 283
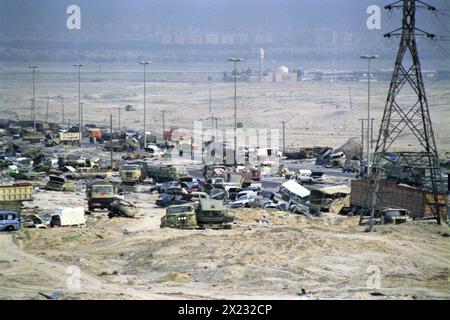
350, 179, 448, 221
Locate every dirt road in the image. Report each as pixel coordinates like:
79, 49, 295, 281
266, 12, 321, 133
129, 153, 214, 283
2, 189, 449, 300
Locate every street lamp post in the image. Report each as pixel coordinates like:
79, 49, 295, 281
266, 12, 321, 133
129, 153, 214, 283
28, 66, 38, 131
228, 57, 243, 170
139, 61, 151, 149
74, 64, 84, 143
161, 110, 166, 141
360, 55, 378, 176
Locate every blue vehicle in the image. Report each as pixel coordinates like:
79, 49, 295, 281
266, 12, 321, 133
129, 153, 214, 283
0, 211, 20, 231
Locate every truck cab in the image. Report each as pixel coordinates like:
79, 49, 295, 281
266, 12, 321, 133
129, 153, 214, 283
160, 203, 198, 229
86, 180, 115, 211
119, 164, 142, 184
0, 211, 20, 231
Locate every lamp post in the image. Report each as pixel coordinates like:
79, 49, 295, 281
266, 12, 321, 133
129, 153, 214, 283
28, 66, 38, 131
360, 55, 378, 176
228, 57, 243, 170
74, 64, 84, 143
139, 61, 151, 148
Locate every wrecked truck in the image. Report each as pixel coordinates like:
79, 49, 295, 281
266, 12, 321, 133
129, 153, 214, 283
160, 203, 198, 229
309, 185, 351, 215
196, 199, 234, 229
86, 180, 115, 212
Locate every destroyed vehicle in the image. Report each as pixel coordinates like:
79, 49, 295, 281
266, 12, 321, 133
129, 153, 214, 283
309, 185, 351, 215
119, 164, 142, 184
22, 131, 44, 143
196, 199, 233, 229
108, 199, 137, 218
160, 203, 198, 229
380, 208, 412, 225
289, 201, 311, 215
326, 152, 346, 168
279, 180, 310, 203
58, 132, 81, 145
179, 181, 201, 193
203, 165, 227, 179
152, 181, 181, 194
46, 175, 75, 192
24, 214, 51, 229
153, 165, 189, 183
226, 187, 244, 201
257, 191, 276, 199
49, 207, 86, 227
156, 193, 188, 208
231, 194, 257, 208
296, 170, 324, 184
342, 159, 361, 173
0, 211, 20, 231
189, 192, 209, 203
144, 145, 165, 157
86, 180, 115, 212
203, 183, 227, 200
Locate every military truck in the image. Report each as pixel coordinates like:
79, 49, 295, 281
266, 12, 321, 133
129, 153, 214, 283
351, 179, 448, 223
86, 180, 115, 212
342, 159, 361, 173
196, 199, 233, 229
58, 132, 81, 145
119, 164, 142, 184
380, 208, 412, 225
46, 175, 75, 192
22, 131, 44, 143
160, 203, 198, 229
147, 164, 189, 183
0, 183, 33, 213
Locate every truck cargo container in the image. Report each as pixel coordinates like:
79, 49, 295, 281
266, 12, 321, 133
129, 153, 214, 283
350, 179, 447, 221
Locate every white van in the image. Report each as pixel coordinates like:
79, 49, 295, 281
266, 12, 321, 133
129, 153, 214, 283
50, 207, 86, 227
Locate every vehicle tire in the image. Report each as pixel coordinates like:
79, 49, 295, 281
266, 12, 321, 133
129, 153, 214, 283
5, 225, 15, 232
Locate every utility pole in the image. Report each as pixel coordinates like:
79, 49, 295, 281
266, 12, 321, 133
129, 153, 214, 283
370, 118, 375, 150
80, 103, 84, 132
161, 110, 166, 140
28, 66, 38, 131
359, 119, 365, 160
74, 64, 84, 143
61, 96, 65, 124
228, 57, 243, 170
139, 61, 151, 148
367, 0, 446, 226
281, 120, 286, 154
46, 96, 50, 123
110, 114, 114, 170
360, 55, 378, 176
118, 107, 121, 131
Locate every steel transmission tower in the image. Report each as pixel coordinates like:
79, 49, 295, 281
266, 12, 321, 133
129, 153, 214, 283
367, 0, 447, 226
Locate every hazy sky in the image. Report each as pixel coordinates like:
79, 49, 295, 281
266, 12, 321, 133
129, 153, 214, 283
1, 0, 448, 65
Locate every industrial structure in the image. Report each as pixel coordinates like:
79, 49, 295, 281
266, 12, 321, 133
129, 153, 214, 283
366, 0, 448, 226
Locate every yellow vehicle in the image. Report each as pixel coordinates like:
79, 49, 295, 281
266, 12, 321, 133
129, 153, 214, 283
119, 164, 142, 184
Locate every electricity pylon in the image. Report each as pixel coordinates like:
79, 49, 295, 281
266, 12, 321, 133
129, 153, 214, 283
367, 0, 447, 226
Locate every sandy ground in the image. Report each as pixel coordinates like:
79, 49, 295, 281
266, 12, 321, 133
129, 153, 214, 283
0, 189, 449, 300
1, 66, 449, 300
1, 71, 449, 156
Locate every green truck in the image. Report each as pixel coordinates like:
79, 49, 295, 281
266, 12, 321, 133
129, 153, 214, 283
160, 203, 198, 229
86, 180, 115, 211
196, 199, 234, 229
147, 164, 189, 182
